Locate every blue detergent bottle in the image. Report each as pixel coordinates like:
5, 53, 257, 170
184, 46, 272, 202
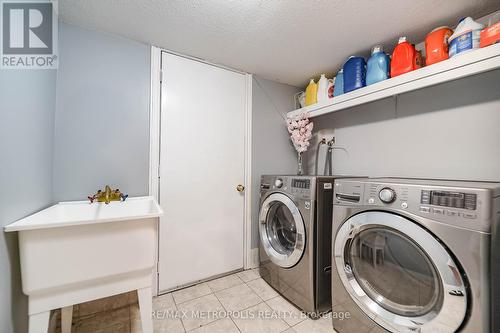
333, 69, 344, 97
366, 45, 390, 85
343, 56, 366, 93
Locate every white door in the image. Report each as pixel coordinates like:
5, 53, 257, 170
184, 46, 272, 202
158, 52, 247, 292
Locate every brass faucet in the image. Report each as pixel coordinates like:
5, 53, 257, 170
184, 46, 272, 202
88, 185, 128, 204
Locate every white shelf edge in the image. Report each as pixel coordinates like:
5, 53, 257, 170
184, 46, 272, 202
288, 43, 500, 119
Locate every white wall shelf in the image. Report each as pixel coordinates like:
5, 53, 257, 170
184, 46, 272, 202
288, 43, 500, 119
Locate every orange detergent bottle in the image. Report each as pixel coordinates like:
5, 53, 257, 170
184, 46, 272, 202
480, 22, 500, 48
391, 37, 423, 78
425, 26, 453, 65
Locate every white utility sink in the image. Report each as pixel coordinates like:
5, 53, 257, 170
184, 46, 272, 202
4, 196, 163, 333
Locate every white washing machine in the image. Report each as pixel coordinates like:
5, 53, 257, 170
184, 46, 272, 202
331, 178, 500, 333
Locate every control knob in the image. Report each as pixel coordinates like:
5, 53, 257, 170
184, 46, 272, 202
275, 178, 283, 188
379, 187, 396, 203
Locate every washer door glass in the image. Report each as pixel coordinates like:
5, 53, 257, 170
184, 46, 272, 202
348, 227, 442, 317
334, 211, 467, 332
259, 193, 306, 268
266, 202, 297, 255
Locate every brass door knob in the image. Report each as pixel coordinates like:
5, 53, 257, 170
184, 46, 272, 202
236, 184, 245, 192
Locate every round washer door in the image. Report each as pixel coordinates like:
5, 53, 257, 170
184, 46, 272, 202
259, 193, 306, 268
334, 211, 467, 332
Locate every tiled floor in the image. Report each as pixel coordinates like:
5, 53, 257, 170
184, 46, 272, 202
70, 269, 337, 333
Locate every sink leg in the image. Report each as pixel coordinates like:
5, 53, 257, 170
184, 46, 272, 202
61, 305, 73, 333
29, 311, 50, 333
137, 287, 153, 333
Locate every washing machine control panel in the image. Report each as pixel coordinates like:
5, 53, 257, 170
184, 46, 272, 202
417, 190, 479, 222
334, 179, 493, 233
291, 178, 311, 189
420, 190, 477, 210
260, 176, 315, 199
379, 187, 396, 203
290, 178, 313, 198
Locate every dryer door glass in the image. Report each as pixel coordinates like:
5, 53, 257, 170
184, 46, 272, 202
348, 227, 442, 317
266, 202, 296, 255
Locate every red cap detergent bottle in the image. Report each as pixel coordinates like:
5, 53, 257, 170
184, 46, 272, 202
391, 37, 423, 78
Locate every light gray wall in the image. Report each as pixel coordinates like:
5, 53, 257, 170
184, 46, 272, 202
53, 23, 150, 201
0, 70, 56, 333
308, 69, 500, 181
251, 77, 301, 248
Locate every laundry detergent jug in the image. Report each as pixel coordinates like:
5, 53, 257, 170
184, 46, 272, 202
366, 45, 390, 85
333, 69, 344, 97
391, 37, 422, 78
449, 17, 484, 58
343, 56, 366, 93
305, 79, 318, 106
425, 26, 453, 65
317, 74, 329, 102
480, 21, 500, 48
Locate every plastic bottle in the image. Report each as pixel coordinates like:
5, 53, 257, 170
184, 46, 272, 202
327, 78, 334, 99
449, 17, 484, 57
333, 69, 344, 97
480, 12, 500, 48
343, 56, 366, 93
391, 37, 422, 78
480, 22, 500, 48
366, 45, 390, 85
305, 79, 318, 106
317, 74, 329, 102
425, 26, 453, 65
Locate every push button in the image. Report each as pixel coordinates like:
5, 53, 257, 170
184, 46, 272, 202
446, 210, 458, 217
462, 213, 477, 219
420, 190, 431, 204
420, 206, 430, 213
433, 208, 444, 215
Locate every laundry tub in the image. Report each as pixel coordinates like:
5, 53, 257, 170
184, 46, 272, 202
4, 196, 163, 333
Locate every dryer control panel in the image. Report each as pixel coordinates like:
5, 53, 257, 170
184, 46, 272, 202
334, 178, 496, 233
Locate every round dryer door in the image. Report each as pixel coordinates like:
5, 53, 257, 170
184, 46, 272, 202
334, 211, 467, 332
259, 193, 306, 268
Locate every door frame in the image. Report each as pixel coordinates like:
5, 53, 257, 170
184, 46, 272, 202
149, 46, 254, 296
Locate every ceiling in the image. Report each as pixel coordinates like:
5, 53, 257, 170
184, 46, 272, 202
59, 0, 500, 87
